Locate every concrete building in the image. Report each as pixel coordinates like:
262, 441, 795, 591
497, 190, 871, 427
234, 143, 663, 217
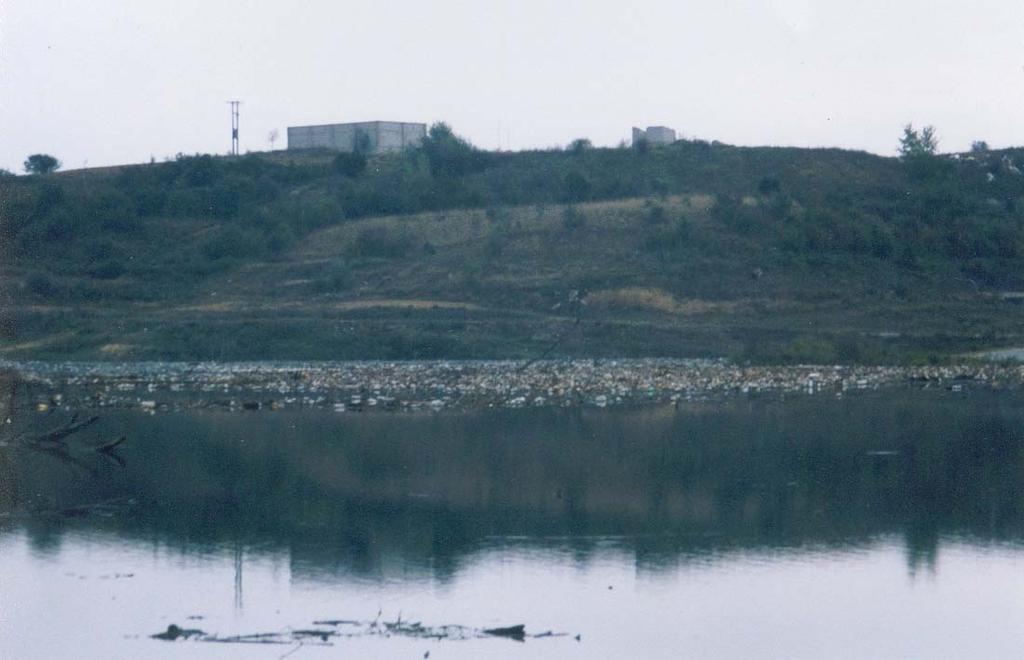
632, 125, 677, 147
287, 121, 427, 154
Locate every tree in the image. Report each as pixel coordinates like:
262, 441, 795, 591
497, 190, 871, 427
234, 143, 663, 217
898, 124, 938, 159
333, 151, 366, 177
268, 129, 279, 151
24, 154, 61, 175
568, 138, 592, 155
420, 122, 480, 177
353, 129, 372, 155
563, 171, 592, 202
971, 140, 989, 153
757, 176, 781, 196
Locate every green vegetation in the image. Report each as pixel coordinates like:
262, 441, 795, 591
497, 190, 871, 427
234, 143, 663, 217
23, 153, 60, 175
6, 125, 1024, 362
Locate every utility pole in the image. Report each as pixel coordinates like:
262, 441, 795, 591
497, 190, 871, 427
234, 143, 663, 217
228, 100, 241, 155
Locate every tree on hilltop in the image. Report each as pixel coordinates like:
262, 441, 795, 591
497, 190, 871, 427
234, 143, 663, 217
898, 124, 938, 159
421, 123, 480, 177
24, 153, 61, 175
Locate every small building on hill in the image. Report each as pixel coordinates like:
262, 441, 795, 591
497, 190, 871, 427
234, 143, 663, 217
632, 125, 677, 147
287, 121, 427, 154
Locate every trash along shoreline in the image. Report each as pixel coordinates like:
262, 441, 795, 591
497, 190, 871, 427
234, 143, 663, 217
4, 358, 1022, 414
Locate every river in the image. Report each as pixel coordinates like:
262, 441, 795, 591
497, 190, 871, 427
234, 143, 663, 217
2, 388, 1023, 658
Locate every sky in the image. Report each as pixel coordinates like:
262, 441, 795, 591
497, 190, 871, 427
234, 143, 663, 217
3, 0, 1024, 172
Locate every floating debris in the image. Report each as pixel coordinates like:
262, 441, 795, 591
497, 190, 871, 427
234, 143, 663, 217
4, 359, 1022, 414
151, 617, 566, 647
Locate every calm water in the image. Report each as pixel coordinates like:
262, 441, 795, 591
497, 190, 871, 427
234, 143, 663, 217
2, 390, 1024, 658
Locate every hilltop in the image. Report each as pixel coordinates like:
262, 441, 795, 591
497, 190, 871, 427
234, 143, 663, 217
4, 130, 1024, 363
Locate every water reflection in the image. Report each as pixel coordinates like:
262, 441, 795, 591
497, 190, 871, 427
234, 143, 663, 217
3, 390, 1023, 580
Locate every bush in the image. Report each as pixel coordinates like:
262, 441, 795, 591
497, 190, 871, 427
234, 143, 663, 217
26, 272, 59, 297
711, 194, 755, 233
643, 201, 668, 225
484, 229, 507, 257
264, 223, 296, 254
202, 225, 258, 260
333, 152, 367, 177
34, 183, 65, 215
642, 220, 692, 258
568, 138, 593, 155
758, 177, 781, 195
89, 260, 127, 280
180, 154, 220, 187
312, 259, 353, 293
133, 187, 167, 216
351, 226, 412, 258
81, 190, 137, 232
208, 182, 241, 219
563, 171, 592, 202
276, 195, 343, 231
165, 189, 208, 217
562, 205, 586, 231
421, 122, 483, 177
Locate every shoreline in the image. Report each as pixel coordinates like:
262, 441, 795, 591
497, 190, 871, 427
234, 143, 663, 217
5, 358, 1024, 414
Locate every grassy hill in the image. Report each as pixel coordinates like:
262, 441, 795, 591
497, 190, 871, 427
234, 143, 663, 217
5, 131, 1024, 363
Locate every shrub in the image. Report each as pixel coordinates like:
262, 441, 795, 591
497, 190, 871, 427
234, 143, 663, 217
562, 205, 586, 231
568, 138, 593, 155
202, 225, 258, 260
333, 152, 367, 177
133, 187, 167, 216
484, 229, 507, 257
277, 195, 343, 231
208, 182, 241, 219
563, 171, 592, 202
642, 220, 692, 259
26, 272, 58, 297
180, 154, 220, 186
89, 260, 127, 280
34, 183, 65, 215
81, 190, 137, 232
758, 177, 781, 195
421, 122, 483, 177
312, 259, 353, 293
711, 194, 755, 233
643, 202, 668, 225
264, 223, 296, 254
165, 189, 208, 217
351, 226, 412, 258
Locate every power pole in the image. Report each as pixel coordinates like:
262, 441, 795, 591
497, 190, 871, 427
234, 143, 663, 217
228, 100, 241, 155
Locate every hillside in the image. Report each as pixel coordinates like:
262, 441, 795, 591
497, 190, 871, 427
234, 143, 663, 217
4, 131, 1024, 363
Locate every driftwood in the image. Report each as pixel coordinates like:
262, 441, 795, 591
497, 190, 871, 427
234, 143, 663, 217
483, 624, 527, 641
152, 617, 569, 646
30, 415, 99, 446
14, 414, 128, 472
151, 624, 206, 641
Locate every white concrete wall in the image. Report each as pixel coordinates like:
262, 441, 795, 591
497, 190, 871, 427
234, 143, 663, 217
645, 126, 676, 145
287, 121, 427, 153
631, 125, 676, 146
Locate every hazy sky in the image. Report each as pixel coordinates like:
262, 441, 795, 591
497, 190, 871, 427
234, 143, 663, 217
3, 1, 1024, 171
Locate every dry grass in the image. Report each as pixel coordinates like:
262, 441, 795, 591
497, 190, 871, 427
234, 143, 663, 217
588, 287, 742, 315
295, 194, 710, 258
588, 287, 681, 313
0, 332, 76, 353
99, 343, 134, 355
325, 299, 481, 311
